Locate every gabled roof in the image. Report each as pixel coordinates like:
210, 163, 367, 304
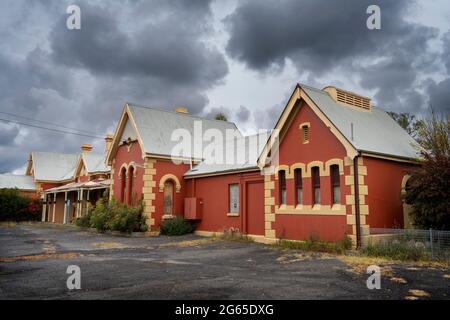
184, 132, 269, 178
27, 152, 79, 182
259, 83, 420, 165
301, 84, 419, 160
0, 174, 36, 190
107, 103, 241, 163
81, 153, 109, 174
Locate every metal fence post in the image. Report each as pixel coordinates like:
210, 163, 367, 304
429, 228, 433, 258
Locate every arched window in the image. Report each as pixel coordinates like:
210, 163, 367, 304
312, 167, 321, 205
120, 167, 127, 204
128, 166, 135, 206
330, 165, 340, 204
279, 170, 287, 205
294, 168, 303, 206
163, 180, 174, 216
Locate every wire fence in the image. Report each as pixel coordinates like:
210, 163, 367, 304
368, 228, 450, 260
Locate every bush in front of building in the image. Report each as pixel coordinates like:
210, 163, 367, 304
76, 198, 148, 233
160, 216, 195, 236
0, 188, 41, 222
405, 112, 450, 230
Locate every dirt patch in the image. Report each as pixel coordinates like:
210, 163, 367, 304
92, 242, 128, 249
276, 252, 332, 264
0, 222, 17, 228
159, 238, 217, 248
408, 289, 431, 298
0, 252, 84, 263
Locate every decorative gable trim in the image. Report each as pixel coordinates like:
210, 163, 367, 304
106, 103, 147, 165
257, 84, 358, 169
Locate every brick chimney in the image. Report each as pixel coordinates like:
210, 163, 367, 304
105, 134, 114, 155
175, 107, 189, 114
81, 144, 93, 154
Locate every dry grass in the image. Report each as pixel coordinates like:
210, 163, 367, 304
0, 222, 17, 228
408, 289, 431, 297
0, 252, 83, 263
276, 252, 332, 264
159, 238, 217, 248
92, 242, 128, 249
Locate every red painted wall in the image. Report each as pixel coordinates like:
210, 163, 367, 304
273, 101, 350, 241
40, 182, 63, 191
112, 142, 144, 204
185, 171, 264, 234
274, 215, 347, 242
152, 160, 190, 229
364, 157, 416, 229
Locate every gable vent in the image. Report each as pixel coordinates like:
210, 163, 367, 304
323, 86, 371, 111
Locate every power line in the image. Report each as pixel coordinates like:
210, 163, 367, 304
0, 110, 100, 136
0, 118, 104, 139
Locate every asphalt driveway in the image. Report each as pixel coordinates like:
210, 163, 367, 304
0, 223, 449, 300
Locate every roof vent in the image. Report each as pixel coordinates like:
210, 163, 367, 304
175, 107, 189, 114
323, 86, 371, 111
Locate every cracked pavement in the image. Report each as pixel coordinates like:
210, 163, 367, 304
0, 223, 449, 300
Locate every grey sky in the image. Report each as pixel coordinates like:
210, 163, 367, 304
0, 0, 449, 173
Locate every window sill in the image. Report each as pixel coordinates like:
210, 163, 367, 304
331, 204, 341, 211
162, 214, 174, 220
227, 213, 239, 217
312, 204, 321, 210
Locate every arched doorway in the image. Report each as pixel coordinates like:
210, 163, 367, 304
163, 180, 174, 217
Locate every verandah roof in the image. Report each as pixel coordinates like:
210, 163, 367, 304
44, 179, 111, 193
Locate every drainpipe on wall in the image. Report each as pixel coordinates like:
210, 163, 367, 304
353, 155, 362, 249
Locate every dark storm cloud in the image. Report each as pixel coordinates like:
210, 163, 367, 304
225, 0, 441, 113
0, 0, 228, 172
235, 105, 250, 122
50, 1, 227, 86
428, 79, 450, 113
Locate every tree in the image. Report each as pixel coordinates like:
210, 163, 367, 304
387, 111, 424, 138
214, 113, 228, 121
405, 111, 450, 229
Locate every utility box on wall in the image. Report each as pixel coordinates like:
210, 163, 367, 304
184, 197, 202, 220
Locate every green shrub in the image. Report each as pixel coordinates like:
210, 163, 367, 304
160, 216, 195, 236
76, 198, 147, 233
75, 210, 92, 228
0, 189, 41, 222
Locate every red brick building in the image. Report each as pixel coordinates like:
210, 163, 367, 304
106, 83, 419, 246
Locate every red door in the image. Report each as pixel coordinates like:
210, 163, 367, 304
246, 181, 265, 236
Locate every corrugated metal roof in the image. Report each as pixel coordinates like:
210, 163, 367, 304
83, 154, 109, 173
184, 132, 268, 177
0, 174, 36, 190
31, 152, 79, 181
301, 84, 420, 159
128, 104, 242, 158
44, 178, 111, 193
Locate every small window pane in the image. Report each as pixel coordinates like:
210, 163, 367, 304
229, 184, 239, 213
279, 170, 286, 205
281, 189, 287, 205
295, 169, 303, 205
333, 186, 340, 204
297, 188, 303, 205
331, 165, 340, 204
312, 167, 321, 205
